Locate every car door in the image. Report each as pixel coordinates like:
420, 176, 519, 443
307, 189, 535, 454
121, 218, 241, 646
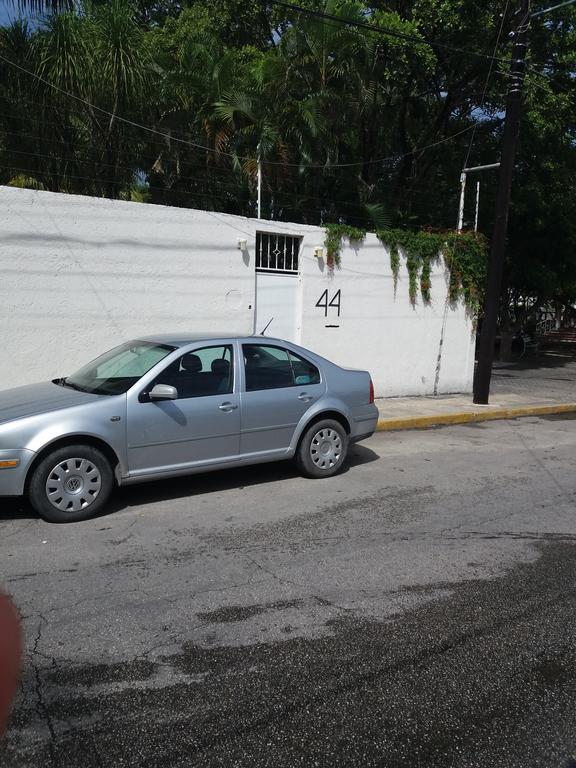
240, 343, 325, 457
126, 343, 240, 476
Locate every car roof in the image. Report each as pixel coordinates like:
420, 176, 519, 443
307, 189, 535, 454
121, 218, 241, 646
137, 333, 289, 348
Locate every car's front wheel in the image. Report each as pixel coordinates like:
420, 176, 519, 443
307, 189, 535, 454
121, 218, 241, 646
296, 419, 348, 478
28, 445, 114, 523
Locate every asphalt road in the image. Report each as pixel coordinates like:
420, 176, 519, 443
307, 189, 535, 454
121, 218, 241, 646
1, 415, 576, 767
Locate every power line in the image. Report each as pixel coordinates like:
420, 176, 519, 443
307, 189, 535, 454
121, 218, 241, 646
0, 114, 479, 180
0, 163, 428, 224
0, 124, 462, 187
0, 52, 241, 159
0, 124, 246, 179
268, 0, 512, 63
532, 0, 576, 16
0, 144, 459, 209
0, 53, 478, 171
0, 138, 251, 187
463, 0, 512, 169
0, 163, 253, 203
0, 130, 462, 194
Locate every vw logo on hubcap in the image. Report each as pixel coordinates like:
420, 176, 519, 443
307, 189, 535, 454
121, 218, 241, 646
66, 477, 82, 493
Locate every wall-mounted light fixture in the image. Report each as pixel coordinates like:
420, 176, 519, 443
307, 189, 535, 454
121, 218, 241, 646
313, 246, 324, 258
237, 238, 248, 251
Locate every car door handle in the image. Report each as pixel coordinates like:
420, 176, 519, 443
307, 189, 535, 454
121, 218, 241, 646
298, 392, 314, 402
219, 402, 238, 412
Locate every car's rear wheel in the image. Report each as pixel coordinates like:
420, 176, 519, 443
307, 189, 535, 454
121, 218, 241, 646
296, 418, 348, 478
28, 445, 114, 523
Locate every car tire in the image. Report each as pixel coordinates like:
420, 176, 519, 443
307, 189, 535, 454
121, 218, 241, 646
296, 419, 348, 479
28, 445, 114, 523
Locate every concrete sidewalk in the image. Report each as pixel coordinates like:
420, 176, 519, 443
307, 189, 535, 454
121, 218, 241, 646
376, 350, 576, 431
376, 392, 576, 431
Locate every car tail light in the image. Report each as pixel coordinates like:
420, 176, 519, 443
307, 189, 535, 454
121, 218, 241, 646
369, 378, 374, 404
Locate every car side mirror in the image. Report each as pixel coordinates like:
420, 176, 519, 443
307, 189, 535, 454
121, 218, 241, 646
149, 384, 178, 401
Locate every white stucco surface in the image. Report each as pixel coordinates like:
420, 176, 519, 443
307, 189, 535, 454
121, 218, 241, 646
298, 234, 476, 397
0, 186, 475, 396
0, 187, 255, 388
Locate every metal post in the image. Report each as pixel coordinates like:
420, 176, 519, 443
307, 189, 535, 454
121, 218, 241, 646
475, 181, 481, 232
457, 172, 467, 232
457, 164, 500, 232
464, 163, 501, 173
473, 0, 530, 404
257, 157, 262, 219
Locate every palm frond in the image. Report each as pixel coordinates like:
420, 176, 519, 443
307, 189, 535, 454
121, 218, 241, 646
11, 0, 73, 13
365, 203, 392, 231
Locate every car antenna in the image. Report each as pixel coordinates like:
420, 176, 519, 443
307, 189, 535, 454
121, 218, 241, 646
259, 317, 274, 335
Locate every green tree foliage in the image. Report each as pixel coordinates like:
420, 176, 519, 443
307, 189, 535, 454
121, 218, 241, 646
504, 7, 576, 328
0, 1, 575, 316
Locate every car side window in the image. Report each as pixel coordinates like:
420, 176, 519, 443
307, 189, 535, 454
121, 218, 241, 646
243, 344, 320, 391
289, 350, 321, 386
152, 345, 233, 399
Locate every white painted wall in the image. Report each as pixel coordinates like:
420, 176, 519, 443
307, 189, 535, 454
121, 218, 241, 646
251, 218, 475, 396
297, 234, 476, 397
0, 186, 475, 396
0, 187, 255, 388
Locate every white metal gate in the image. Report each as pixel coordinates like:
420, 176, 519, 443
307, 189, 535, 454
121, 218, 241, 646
254, 232, 301, 342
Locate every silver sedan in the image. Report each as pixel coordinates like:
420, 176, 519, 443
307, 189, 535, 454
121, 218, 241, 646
0, 334, 378, 522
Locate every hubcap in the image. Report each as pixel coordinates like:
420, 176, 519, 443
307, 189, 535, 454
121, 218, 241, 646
45, 458, 102, 513
310, 428, 342, 470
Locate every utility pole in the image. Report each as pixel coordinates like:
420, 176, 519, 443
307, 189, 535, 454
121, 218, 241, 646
473, 0, 530, 404
257, 143, 262, 219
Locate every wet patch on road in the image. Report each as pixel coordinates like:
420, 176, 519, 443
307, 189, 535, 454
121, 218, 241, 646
197, 599, 304, 624
43, 659, 157, 689
198, 485, 439, 554
3, 543, 576, 767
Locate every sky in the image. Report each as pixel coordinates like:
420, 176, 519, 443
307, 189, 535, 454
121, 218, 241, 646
0, 2, 16, 25
0, 2, 35, 27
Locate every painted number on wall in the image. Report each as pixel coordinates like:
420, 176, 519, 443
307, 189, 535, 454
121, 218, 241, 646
316, 289, 341, 317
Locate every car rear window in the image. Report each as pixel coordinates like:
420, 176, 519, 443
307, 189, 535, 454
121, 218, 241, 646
243, 345, 320, 391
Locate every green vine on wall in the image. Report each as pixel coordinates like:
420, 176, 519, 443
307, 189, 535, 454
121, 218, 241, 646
324, 224, 487, 317
324, 224, 366, 268
388, 243, 401, 294
377, 229, 488, 316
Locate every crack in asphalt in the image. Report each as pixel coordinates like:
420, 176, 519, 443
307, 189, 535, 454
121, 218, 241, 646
28, 615, 57, 761
243, 553, 304, 589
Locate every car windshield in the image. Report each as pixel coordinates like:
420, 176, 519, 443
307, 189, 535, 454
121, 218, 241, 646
59, 341, 175, 396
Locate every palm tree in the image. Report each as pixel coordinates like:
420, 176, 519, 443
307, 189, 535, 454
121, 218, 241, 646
1, 1, 154, 197
9, 0, 73, 14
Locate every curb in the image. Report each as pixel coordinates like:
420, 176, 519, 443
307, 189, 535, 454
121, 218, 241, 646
376, 402, 576, 432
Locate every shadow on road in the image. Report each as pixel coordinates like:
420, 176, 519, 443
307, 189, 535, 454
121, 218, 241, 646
0, 499, 36, 521
0, 443, 380, 522
493, 349, 576, 374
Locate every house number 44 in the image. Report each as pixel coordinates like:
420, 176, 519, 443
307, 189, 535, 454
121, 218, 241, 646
316, 289, 341, 317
